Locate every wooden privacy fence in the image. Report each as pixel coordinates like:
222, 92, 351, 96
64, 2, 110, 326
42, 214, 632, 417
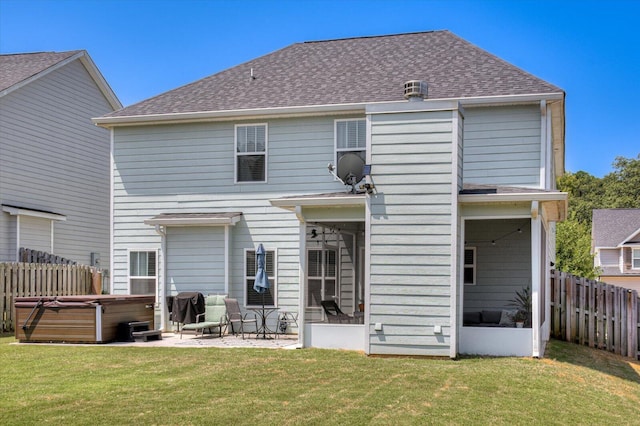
551, 270, 639, 360
0, 263, 100, 332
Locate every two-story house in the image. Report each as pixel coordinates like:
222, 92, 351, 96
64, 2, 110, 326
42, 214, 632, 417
593, 209, 640, 292
94, 31, 567, 357
0, 50, 120, 270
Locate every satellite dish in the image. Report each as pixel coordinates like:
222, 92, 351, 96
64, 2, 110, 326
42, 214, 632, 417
337, 153, 365, 188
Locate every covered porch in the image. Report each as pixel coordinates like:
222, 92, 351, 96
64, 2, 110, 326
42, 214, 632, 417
271, 193, 368, 352
458, 187, 567, 357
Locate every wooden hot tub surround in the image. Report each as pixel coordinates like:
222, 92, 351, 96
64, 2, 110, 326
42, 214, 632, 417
15, 295, 155, 343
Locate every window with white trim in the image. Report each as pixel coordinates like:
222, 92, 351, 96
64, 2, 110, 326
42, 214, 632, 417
235, 124, 267, 183
335, 119, 366, 165
464, 247, 476, 285
129, 250, 157, 295
245, 248, 276, 307
307, 247, 337, 307
633, 248, 640, 269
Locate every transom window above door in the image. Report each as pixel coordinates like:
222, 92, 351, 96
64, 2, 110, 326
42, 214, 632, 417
236, 124, 267, 183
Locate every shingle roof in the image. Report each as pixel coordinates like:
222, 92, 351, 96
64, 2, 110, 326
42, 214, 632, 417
0, 51, 82, 93
592, 209, 640, 247
107, 31, 562, 118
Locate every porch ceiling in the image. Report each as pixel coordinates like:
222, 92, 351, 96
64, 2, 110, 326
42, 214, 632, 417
459, 185, 567, 222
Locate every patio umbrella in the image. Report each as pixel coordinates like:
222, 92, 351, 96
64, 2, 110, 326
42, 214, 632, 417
253, 244, 271, 338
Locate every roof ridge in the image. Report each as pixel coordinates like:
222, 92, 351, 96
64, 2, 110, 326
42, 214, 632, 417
301, 30, 445, 44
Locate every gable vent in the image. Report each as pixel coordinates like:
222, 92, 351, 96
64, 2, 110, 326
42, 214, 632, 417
404, 80, 428, 101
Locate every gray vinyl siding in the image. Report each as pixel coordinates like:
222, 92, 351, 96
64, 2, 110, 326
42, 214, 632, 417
368, 109, 457, 356
19, 216, 51, 252
0, 59, 113, 266
463, 219, 532, 311
112, 116, 356, 312
0, 213, 16, 260
463, 105, 541, 187
166, 227, 226, 295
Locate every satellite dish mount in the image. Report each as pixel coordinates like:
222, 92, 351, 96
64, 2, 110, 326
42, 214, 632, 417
327, 153, 366, 193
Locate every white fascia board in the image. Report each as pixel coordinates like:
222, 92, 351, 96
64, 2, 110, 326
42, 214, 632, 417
143, 216, 241, 227
93, 92, 564, 128
458, 191, 567, 204
2, 206, 66, 221
269, 195, 366, 211
619, 227, 640, 246
93, 103, 367, 128
78, 53, 123, 110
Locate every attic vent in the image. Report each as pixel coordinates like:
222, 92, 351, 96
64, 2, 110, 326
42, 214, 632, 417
403, 80, 428, 101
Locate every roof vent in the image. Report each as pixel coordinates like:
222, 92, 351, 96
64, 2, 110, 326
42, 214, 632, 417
403, 80, 428, 101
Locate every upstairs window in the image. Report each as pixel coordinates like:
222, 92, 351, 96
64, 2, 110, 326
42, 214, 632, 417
236, 124, 267, 183
335, 119, 366, 164
633, 248, 640, 269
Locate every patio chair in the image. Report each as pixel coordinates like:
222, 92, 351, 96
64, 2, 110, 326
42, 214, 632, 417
224, 298, 258, 339
180, 295, 227, 339
321, 300, 355, 324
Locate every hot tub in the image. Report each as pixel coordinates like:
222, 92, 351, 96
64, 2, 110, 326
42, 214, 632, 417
15, 295, 155, 343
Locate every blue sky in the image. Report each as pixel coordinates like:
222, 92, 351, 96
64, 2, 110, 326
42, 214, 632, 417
1, 0, 638, 177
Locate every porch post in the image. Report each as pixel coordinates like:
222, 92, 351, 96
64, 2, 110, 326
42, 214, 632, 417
297, 207, 306, 346
531, 201, 541, 357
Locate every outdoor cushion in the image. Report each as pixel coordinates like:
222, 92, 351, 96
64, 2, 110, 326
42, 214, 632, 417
463, 311, 481, 325
499, 309, 517, 327
481, 310, 502, 324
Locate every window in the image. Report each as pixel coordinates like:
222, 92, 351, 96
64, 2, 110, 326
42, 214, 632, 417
129, 250, 157, 295
335, 119, 366, 165
235, 124, 267, 182
464, 247, 476, 285
633, 248, 640, 269
245, 248, 276, 307
307, 248, 337, 307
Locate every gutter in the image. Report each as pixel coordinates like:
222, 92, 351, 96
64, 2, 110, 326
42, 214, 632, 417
93, 92, 565, 128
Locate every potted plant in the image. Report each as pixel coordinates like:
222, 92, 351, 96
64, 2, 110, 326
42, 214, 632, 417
509, 286, 532, 328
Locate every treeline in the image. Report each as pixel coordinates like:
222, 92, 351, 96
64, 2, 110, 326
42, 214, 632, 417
556, 154, 640, 278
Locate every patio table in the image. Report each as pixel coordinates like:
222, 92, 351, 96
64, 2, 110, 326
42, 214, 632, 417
249, 307, 277, 339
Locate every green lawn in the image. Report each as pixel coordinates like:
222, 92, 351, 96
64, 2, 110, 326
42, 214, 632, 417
1, 335, 638, 425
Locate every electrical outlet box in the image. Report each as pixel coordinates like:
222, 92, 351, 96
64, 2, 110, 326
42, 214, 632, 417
374, 322, 382, 331
434, 325, 442, 334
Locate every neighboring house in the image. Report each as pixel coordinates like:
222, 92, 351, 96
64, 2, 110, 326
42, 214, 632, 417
0, 50, 121, 270
592, 209, 640, 292
94, 31, 567, 357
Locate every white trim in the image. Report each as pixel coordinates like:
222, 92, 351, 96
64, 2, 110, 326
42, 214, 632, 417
15, 215, 20, 261
459, 191, 568, 204
619, 226, 640, 246
109, 128, 115, 294
93, 93, 564, 128
449, 108, 461, 359
50, 221, 54, 253
0, 51, 121, 110
224, 225, 231, 295
632, 248, 640, 270
2, 206, 66, 221
234, 123, 268, 184
531, 204, 541, 358
334, 118, 367, 172
144, 215, 241, 226
127, 249, 159, 295
269, 194, 366, 211
298, 221, 307, 347
539, 100, 547, 189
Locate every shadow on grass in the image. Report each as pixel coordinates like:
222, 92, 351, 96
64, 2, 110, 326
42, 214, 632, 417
545, 339, 640, 384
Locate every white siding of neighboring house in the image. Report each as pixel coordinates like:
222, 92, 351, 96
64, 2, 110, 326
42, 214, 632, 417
0, 59, 113, 266
112, 116, 355, 312
367, 105, 461, 356
463, 105, 541, 187
0, 213, 16, 260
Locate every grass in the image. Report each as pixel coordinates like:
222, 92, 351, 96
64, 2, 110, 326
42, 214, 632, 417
1, 335, 639, 425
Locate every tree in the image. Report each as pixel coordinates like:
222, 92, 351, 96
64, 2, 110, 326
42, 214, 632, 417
555, 154, 640, 278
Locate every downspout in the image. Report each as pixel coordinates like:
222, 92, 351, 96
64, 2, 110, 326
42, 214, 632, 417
153, 224, 167, 331
296, 206, 306, 347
